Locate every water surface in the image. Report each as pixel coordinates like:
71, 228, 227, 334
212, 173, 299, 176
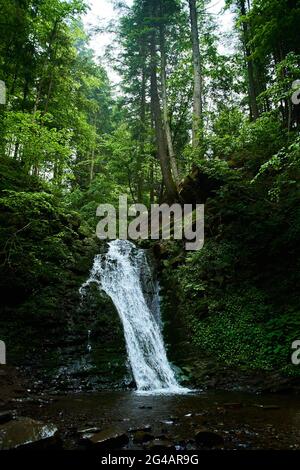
17, 390, 300, 450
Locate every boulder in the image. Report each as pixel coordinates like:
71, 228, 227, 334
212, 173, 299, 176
0, 417, 59, 450
83, 428, 129, 449
195, 428, 224, 448
132, 431, 154, 444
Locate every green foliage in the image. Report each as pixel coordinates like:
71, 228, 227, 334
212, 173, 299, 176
253, 135, 300, 202
188, 287, 300, 373
206, 111, 287, 173
189, 289, 274, 370
0, 0, 112, 193
161, 145, 300, 376
0, 187, 81, 288
4, 112, 73, 183
0, 154, 85, 302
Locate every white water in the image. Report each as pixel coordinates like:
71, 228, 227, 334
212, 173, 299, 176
81, 240, 188, 394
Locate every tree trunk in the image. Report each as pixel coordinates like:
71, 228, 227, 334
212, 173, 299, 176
33, 19, 59, 114
159, 20, 179, 183
89, 147, 95, 185
188, 0, 203, 148
137, 58, 146, 201
150, 30, 178, 202
239, 0, 259, 121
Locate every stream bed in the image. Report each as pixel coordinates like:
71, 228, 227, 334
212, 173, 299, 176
9, 389, 300, 450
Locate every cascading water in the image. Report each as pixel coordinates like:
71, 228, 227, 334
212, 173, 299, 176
81, 240, 188, 394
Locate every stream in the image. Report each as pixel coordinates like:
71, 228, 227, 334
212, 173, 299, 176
11, 389, 300, 450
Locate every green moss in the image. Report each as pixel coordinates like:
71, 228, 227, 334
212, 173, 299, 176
159, 156, 300, 380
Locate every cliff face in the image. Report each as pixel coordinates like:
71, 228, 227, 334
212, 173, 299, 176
0, 235, 129, 392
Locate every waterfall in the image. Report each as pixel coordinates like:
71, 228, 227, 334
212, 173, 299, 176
81, 240, 187, 394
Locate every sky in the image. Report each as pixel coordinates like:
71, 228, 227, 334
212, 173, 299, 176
83, 0, 234, 83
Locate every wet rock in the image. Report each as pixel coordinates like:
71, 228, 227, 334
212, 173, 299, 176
0, 411, 14, 424
77, 427, 101, 435
147, 439, 175, 450
83, 428, 129, 449
0, 417, 59, 450
132, 431, 154, 444
223, 403, 242, 410
253, 404, 280, 410
195, 428, 224, 448
129, 425, 151, 433
156, 434, 168, 440
186, 441, 197, 451
216, 406, 227, 414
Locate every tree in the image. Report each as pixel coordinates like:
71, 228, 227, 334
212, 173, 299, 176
158, 0, 180, 184
237, 0, 260, 120
150, 20, 178, 201
188, 0, 204, 147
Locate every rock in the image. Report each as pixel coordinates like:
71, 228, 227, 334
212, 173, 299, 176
147, 439, 175, 450
77, 427, 101, 435
129, 425, 151, 433
132, 431, 154, 444
0, 411, 14, 424
223, 403, 242, 410
156, 434, 168, 440
0, 417, 60, 450
253, 404, 280, 410
186, 443, 197, 450
179, 165, 223, 204
195, 429, 224, 448
13, 388, 26, 395
83, 428, 129, 449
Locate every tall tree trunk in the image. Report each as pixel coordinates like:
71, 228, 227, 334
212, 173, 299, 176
89, 117, 97, 186
159, 20, 179, 184
239, 0, 259, 121
150, 30, 178, 202
33, 19, 59, 114
150, 158, 155, 203
188, 0, 203, 148
44, 72, 54, 114
137, 58, 146, 201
